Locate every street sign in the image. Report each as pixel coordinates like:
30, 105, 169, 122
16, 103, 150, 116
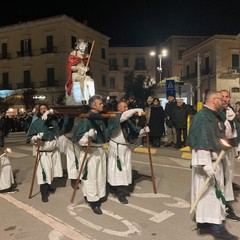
166, 80, 176, 98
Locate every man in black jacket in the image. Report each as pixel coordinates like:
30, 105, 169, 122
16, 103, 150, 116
164, 94, 177, 147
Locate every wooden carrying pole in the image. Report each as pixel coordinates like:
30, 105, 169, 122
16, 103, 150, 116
146, 131, 157, 194
29, 141, 41, 199
71, 138, 92, 203
189, 150, 226, 214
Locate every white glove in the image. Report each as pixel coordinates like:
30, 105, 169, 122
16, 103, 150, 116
120, 108, 143, 122
203, 165, 215, 178
42, 109, 54, 120
88, 129, 97, 138
31, 135, 38, 143
31, 133, 43, 143
79, 132, 89, 145
144, 126, 150, 133
137, 108, 144, 116
37, 132, 44, 139
226, 107, 235, 121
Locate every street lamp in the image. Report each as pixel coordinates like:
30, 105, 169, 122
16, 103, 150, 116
150, 49, 168, 83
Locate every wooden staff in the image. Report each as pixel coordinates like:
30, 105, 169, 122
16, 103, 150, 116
189, 149, 226, 214
146, 131, 157, 194
29, 141, 41, 199
71, 137, 92, 203
86, 40, 95, 67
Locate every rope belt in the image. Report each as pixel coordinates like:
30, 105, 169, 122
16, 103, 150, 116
110, 139, 128, 171
39, 148, 56, 153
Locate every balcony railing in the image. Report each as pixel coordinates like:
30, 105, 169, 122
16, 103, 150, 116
109, 65, 118, 71
0, 53, 11, 60
40, 47, 58, 54
134, 65, 146, 70
16, 51, 32, 57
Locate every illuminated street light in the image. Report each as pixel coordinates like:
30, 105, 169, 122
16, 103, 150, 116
150, 49, 168, 83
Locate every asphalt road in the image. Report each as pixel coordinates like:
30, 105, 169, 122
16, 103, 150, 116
1, 132, 240, 240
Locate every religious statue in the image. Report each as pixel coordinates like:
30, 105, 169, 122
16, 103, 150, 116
65, 39, 95, 105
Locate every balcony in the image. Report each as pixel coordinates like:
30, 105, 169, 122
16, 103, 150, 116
0, 53, 11, 60
40, 47, 58, 54
134, 65, 146, 71
32, 80, 60, 88
109, 65, 118, 71
17, 51, 32, 57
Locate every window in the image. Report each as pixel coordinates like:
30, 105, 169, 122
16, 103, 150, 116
205, 56, 210, 75
135, 57, 146, 70
2, 72, 9, 89
232, 87, 240, 93
101, 48, 106, 59
23, 70, 31, 88
1, 43, 8, 59
46, 35, 53, 53
109, 58, 118, 70
47, 68, 55, 86
232, 54, 239, 70
20, 39, 32, 56
178, 49, 185, 60
71, 36, 77, 49
123, 57, 129, 67
102, 75, 106, 87
110, 77, 115, 89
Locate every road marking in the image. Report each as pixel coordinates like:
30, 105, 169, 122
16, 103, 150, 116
0, 194, 93, 240
8, 153, 30, 158
68, 204, 141, 237
109, 196, 175, 223
131, 193, 190, 208
133, 159, 191, 171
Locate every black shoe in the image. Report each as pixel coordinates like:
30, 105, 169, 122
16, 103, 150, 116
108, 185, 117, 194
48, 187, 55, 194
1, 188, 19, 194
232, 182, 240, 191
197, 223, 211, 236
42, 196, 49, 203
117, 192, 128, 204
209, 224, 238, 240
90, 205, 102, 215
226, 209, 240, 222
71, 179, 79, 190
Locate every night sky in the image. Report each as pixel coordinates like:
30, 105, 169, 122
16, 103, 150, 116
1, 0, 239, 46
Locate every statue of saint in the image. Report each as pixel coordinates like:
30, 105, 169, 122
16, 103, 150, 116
65, 39, 95, 105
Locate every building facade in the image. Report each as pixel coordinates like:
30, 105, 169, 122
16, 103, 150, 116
108, 46, 157, 100
1, 15, 239, 112
182, 34, 240, 104
0, 15, 110, 108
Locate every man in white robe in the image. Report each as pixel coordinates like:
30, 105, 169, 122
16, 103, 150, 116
107, 101, 149, 204
187, 91, 238, 240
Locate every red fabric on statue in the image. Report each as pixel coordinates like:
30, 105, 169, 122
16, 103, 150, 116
66, 54, 88, 95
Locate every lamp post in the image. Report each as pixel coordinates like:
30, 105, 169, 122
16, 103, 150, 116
150, 49, 168, 84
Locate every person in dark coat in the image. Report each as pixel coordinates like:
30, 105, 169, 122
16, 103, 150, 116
164, 95, 177, 147
148, 98, 165, 147
172, 99, 192, 149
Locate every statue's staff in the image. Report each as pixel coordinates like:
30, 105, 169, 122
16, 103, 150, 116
29, 141, 41, 199
86, 40, 95, 67
71, 137, 92, 203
